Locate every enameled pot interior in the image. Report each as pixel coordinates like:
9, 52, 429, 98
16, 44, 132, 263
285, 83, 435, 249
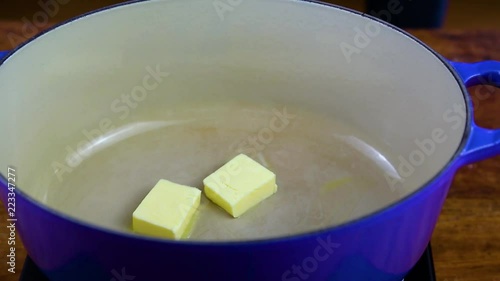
0, 0, 466, 241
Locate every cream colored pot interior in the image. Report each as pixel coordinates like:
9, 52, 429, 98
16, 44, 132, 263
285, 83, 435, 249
0, 0, 466, 241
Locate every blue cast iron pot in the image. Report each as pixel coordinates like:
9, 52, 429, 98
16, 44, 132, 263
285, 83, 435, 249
0, 0, 499, 280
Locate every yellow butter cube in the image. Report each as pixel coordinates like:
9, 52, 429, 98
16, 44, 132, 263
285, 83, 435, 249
132, 179, 201, 239
203, 154, 277, 218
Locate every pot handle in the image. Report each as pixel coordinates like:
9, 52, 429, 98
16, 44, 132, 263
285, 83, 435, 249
450, 60, 500, 165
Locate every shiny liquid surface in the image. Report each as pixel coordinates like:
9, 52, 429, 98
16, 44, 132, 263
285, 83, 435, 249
41, 102, 401, 241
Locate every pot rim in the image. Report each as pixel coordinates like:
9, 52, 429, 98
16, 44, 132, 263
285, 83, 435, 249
0, 0, 472, 246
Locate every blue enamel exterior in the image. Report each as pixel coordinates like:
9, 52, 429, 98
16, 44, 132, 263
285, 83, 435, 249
0, 170, 454, 281
0, 50, 8, 60
0, 5, 499, 281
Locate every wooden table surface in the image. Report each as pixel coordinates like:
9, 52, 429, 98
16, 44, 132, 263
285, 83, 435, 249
0, 21, 499, 281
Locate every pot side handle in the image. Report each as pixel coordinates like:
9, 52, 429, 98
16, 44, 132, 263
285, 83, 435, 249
450, 60, 500, 165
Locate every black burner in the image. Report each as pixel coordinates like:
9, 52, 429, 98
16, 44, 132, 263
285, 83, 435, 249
19, 255, 49, 281
405, 244, 437, 281
20, 244, 436, 281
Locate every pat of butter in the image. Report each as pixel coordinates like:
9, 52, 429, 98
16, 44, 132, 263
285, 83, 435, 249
132, 179, 201, 239
203, 154, 277, 218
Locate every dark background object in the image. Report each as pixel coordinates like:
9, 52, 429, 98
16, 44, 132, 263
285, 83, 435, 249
366, 0, 449, 28
19, 257, 48, 281
405, 244, 437, 280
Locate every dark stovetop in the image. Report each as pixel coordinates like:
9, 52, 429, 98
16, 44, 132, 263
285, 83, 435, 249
20, 244, 436, 281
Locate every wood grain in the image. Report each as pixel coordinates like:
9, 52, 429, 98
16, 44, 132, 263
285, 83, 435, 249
409, 29, 500, 281
0, 21, 499, 281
